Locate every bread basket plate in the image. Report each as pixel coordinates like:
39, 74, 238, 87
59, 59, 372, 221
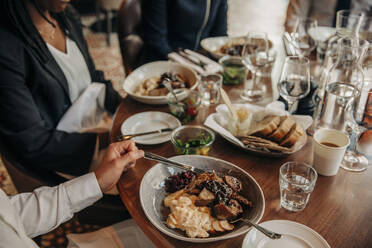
140, 155, 265, 243
204, 103, 312, 157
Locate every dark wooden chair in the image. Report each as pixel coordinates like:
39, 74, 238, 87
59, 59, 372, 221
117, 0, 144, 75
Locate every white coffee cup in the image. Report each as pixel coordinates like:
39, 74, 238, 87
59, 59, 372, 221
313, 128, 350, 176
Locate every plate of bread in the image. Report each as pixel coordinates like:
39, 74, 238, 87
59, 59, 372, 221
204, 102, 312, 156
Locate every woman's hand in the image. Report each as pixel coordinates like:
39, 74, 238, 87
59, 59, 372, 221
94, 140, 144, 193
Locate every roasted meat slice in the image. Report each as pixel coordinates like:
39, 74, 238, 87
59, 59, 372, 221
214, 199, 243, 220
195, 171, 224, 187
223, 176, 242, 192
231, 193, 252, 207
196, 188, 215, 206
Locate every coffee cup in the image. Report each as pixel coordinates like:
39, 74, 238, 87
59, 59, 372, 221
313, 128, 350, 176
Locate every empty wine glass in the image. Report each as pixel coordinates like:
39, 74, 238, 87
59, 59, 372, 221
289, 18, 318, 57
341, 82, 372, 172
241, 32, 274, 102
278, 56, 311, 114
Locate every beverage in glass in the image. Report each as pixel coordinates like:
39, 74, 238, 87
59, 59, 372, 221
279, 162, 317, 212
278, 56, 310, 113
198, 74, 223, 105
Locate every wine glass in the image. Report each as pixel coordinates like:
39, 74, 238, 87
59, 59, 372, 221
241, 32, 274, 102
341, 82, 372, 172
278, 56, 311, 114
289, 18, 318, 57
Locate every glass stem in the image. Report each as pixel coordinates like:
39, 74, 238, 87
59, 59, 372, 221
287, 100, 297, 114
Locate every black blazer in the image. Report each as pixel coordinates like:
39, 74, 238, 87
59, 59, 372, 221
0, 6, 121, 175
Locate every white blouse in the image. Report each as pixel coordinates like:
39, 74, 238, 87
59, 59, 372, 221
47, 37, 92, 103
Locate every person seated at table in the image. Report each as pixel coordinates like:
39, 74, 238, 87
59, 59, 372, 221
142, 0, 228, 62
0, 140, 144, 248
0, 0, 122, 175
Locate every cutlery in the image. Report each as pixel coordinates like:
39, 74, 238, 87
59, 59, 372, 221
144, 152, 205, 174
162, 78, 179, 103
117, 128, 174, 141
168, 52, 205, 74
220, 88, 238, 120
283, 32, 297, 56
230, 218, 282, 240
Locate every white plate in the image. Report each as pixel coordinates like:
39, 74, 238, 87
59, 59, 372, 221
140, 155, 265, 243
200, 36, 231, 59
242, 220, 330, 248
120, 112, 181, 145
123, 61, 198, 105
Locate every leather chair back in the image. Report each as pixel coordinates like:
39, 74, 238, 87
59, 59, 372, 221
117, 0, 144, 75
0, 138, 65, 193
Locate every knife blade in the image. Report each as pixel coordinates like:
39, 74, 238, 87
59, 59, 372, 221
117, 127, 175, 141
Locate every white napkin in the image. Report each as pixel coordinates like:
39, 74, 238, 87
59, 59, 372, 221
67, 219, 156, 248
57, 83, 107, 133
204, 101, 313, 148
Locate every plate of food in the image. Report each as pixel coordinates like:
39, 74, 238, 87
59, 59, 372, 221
140, 155, 265, 243
123, 61, 199, 105
204, 102, 312, 157
201, 36, 274, 59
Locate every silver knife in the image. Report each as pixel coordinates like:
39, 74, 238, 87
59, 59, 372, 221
117, 128, 175, 141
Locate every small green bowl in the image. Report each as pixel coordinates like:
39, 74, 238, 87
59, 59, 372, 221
170, 125, 215, 155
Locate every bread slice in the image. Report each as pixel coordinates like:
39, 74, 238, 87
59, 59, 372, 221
268, 116, 296, 142
279, 123, 304, 148
249, 115, 281, 137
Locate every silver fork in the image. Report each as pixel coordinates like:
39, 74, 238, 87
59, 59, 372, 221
230, 218, 282, 239
143, 152, 205, 174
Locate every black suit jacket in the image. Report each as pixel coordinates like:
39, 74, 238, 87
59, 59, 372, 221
0, 6, 121, 175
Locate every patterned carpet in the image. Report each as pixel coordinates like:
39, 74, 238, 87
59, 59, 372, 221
0, 15, 126, 248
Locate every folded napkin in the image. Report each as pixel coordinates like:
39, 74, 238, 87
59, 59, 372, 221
67, 219, 156, 248
204, 101, 313, 148
168, 51, 222, 75
57, 83, 109, 133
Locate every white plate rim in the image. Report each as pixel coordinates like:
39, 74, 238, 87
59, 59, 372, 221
242, 220, 330, 248
139, 155, 265, 243
120, 111, 181, 145
122, 61, 199, 103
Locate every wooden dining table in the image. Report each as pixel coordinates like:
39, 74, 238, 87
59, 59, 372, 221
110, 84, 372, 248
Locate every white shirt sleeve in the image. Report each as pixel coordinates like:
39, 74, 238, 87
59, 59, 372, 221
9, 172, 103, 238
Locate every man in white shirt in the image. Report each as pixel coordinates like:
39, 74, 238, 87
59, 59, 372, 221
0, 140, 144, 248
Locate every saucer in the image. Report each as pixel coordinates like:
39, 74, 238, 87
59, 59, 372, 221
242, 220, 330, 248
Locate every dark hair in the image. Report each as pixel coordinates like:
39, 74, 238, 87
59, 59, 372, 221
2, 0, 72, 63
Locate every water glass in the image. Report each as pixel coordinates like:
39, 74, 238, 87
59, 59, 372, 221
198, 74, 222, 105
278, 56, 311, 113
315, 82, 359, 132
279, 162, 317, 212
289, 18, 318, 57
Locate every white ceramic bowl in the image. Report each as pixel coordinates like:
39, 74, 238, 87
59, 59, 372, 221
140, 155, 265, 243
123, 61, 199, 105
200, 36, 234, 59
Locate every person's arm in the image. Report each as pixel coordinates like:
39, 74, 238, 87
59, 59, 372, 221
142, 0, 172, 60
9, 141, 144, 238
9, 173, 102, 238
0, 35, 96, 175
209, 0, 228, 37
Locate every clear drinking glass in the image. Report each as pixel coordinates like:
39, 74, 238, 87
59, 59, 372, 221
341, 81, 372, 172
323, 10, 365, 69
289, 18, 318, 57
198, 74, 223, 106
277, 56, 311, 113
279, 162, 318, 212
241, 32, 275, 102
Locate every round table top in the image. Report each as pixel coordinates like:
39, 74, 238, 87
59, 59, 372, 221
110, 84, 372, 248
